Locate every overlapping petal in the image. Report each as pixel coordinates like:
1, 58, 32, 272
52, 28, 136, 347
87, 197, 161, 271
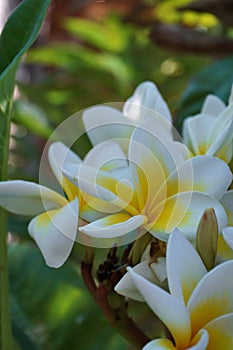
115, 258, 166, 302
188, 260, 233, 335
220, 190, 233, 225
82, 105, 134, 150
48, 141, 82, 184
28, 198, 79, 268
222, 226, 233, 250
149, 192, 227, 241
127, 267, 191, 349
163, 155, 231, 200
204, 313, 233, 349
167, 231, 207, 305
78, 213, 147, 247
143, 338, 177, 350
63, 162, 139, 215
143, 329, 209, 350
0, 180, 67, 215
182, 114, 216, 156
182, 93, 233, 163
201, 94, 225, 117
123, 81, 172, 124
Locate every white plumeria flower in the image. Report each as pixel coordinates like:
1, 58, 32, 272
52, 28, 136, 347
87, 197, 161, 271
125, 231, 233, 350
0, 142, 82, 268
63, 117, 231, 247
182, 87, 233, 163
82, 81, 173, 152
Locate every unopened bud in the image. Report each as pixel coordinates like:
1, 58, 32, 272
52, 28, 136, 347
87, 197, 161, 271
196, 208, 218, 271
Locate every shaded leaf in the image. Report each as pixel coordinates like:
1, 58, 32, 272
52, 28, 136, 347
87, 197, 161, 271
175, 55, 233, 130
0, 0, 51, 106
9, 243, 128, 350
63, 17, 128, 53
13, 100, 52, 138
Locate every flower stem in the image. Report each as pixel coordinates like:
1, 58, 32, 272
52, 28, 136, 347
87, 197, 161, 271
81, 258, 150, 349
0, 101, 13, 350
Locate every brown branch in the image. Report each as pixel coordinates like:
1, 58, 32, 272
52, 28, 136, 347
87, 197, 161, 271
81, 258, 150, 349
81, 261, 97, 300
96, 280, 150, 349
149, 22, 233, 56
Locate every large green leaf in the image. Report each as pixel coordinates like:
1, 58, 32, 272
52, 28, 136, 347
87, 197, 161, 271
9, 244, 128, 350
175, 55, 233, 130
63, 17, 128, 53
0, 0, 51, 106
13, 100, 52, 138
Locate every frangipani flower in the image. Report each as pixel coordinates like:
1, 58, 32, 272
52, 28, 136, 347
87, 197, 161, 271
122, 231, 233, 350
182, 87, 233, 163
0, 142, 81, 268
63, 117, 231, 247
82, 81, 173, 152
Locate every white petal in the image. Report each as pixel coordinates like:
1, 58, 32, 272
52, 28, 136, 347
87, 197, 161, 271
220, 190, 233, 225
28, 198, 79, 268
204, 313, 233, 349
142, 327, 209, 350
83, 140, 128, 172
142, 338, 177, 350
173, 156, 232, 199
189, 156, 232, 199
48, 141, 81, 184
228, 84, 233, 104
222, 226, 233, 250
188, 260, 233, 335
216, 233, 233, 262
82, 105, 134, 150
0, 180, 67, 215
115, 260, 161, 302
167, 231, 207, 305
149, 192, 227, 241
78, 213, 147, 248
150, 257, 167, 284
208, 104, 233, 146
62, 162, 138, 215
182, 114, 215, 155
127, 267, 191, 349
188, 329, 209, 350
123, 81, 172, 123
176, 192, 227, 240
207, 119, 233, 160
201, 94, 225, 117
128, 119, 184, 212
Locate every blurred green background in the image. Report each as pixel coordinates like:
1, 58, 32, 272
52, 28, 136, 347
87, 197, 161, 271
3, 0, 233, 348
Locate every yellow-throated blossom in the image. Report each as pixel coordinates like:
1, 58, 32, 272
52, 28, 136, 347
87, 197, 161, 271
63, 117, 231, 247
182, 87, 233, 163
82, 81, 173, 152
0, 142, 81, 268
117, 231, 233, 350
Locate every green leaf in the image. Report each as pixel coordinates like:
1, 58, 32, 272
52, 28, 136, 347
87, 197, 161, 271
63, 17, 128, 53
0, 1, 51, 349
9, 244, 128, 350
0, 0, 51, 106
175, 55, 233, 130
13, 100, 52, 138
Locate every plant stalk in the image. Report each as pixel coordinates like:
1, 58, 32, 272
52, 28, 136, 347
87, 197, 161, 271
0, 100, 13, 350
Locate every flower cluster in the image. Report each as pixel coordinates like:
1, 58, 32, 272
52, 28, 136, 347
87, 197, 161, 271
0, 81, 233, 348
